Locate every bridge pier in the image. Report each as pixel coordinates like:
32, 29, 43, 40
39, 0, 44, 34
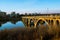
34, 23, 37, 28
28, 19, 30, 28
53, 20, 56, 27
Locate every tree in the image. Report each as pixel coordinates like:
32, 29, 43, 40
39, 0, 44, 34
11, 12, 16, 18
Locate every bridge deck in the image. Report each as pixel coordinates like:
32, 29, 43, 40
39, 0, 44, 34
22, 16, 60, 19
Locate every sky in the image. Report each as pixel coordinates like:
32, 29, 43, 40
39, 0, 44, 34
0, 0, 60, 14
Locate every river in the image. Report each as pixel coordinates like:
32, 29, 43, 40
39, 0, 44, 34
0, 21, 25, 30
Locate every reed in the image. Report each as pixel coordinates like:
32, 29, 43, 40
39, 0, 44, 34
0, 26, 60, 40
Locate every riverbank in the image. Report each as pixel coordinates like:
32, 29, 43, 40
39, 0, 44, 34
0, 26, 60, 40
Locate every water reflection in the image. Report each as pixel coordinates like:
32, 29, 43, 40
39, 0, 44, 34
16, 21, 25, 27
0, 21, 25, 30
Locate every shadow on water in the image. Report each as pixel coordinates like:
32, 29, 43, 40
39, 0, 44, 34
0, 21, 25, 30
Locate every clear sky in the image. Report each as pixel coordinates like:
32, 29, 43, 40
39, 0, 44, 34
0, 0, 60, 14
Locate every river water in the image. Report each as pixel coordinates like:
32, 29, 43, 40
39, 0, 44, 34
0, 21, 25, 30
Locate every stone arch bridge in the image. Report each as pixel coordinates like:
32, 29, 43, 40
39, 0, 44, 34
22, 15, 60, 28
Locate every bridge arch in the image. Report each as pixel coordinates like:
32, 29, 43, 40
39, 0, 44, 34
36, 18, 49, 28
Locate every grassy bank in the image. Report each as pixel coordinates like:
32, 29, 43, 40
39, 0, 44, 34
0, 26, 60, 40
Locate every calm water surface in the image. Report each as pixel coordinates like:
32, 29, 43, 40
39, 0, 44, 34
0, 21, 25, 30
